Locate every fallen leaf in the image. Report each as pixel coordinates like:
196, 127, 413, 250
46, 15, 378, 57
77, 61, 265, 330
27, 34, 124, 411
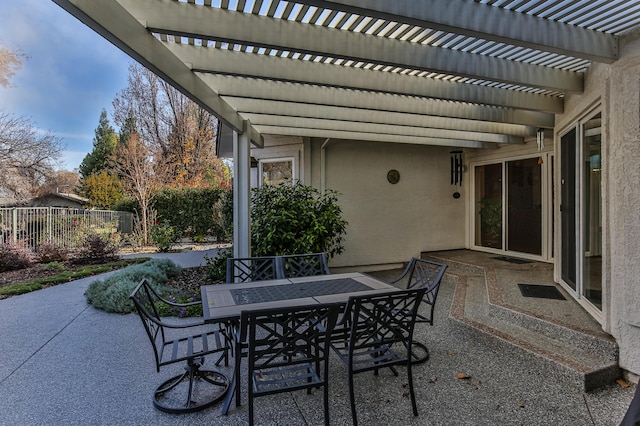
402, 389, 410, 398
456, 372, 471, 379
447, 351, 455, 356
617, 379, 631, 388
429, 375, 438, 383
518, 403, 526, 408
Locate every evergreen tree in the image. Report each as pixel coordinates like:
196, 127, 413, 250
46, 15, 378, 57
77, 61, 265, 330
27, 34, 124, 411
79, 110, 118, 178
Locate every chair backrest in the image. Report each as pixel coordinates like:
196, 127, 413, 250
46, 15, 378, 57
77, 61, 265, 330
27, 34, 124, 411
240, 303, 340, 390
226, 256, 279, 283
344, 288, 426, 371
276, 253, 331, 278
394, 258, 447, 325
129, 279, 167, 372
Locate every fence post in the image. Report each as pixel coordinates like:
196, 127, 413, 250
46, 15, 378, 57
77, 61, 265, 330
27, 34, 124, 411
47, 206, 52, 244
12, 208, 17, 243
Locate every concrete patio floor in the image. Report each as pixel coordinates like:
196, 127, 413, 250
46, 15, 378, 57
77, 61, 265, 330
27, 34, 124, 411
0, 249, 635, 425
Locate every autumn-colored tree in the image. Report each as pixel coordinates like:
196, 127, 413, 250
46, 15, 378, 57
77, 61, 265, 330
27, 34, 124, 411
36, 171, 80, 196
112, 132, 161, 244
79, 109, 118, 179
81, 171, 123, 209
112, 63, 229, 188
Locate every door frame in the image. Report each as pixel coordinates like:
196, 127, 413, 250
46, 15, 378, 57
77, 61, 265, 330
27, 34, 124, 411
556, 107, 603, 322
469, 152, 553, 262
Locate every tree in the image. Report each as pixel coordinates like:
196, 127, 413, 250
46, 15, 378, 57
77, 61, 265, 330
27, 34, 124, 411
112, 63, 230, 188
0, 113, 63, 200
0, 42, 26, 88
112, 131, 161, 244
36, 170, 80, 196
79, 110, 118, 178
81, 171, 123, 209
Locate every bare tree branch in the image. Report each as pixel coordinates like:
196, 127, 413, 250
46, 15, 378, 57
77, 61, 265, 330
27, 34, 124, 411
0, 113, 63, 200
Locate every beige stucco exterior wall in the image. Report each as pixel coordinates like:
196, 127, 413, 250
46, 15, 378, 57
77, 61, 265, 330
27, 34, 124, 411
306, 138, 466, 269
557, 28, 640, 377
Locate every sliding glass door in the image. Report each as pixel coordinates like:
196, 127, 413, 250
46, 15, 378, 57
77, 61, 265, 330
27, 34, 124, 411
559, 112, 602, 312
474, 157, 544, 256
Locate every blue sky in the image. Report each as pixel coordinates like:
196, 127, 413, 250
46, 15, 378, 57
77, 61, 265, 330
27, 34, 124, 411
0, 0, 132, 171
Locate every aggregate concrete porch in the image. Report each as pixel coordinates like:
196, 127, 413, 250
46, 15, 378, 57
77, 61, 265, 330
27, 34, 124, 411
0, 248, 634, 425
414, 249, 619, 392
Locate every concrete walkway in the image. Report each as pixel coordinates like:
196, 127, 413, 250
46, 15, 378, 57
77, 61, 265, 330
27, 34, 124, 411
0, 249, 635, 425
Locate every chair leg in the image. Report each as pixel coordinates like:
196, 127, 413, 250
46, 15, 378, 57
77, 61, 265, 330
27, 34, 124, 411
153, 360, 229, 414
348, 371, 358, 426
407, 361, 418, 416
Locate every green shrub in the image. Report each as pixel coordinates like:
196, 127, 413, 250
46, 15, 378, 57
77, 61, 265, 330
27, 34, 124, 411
250, 183, 348, 258
85, 258, 182, 313
153, 187, 224, 239
204, 247, 232, 283
43, 261, 66, 272
149, 222, 179, 252
0, 241, 33, 272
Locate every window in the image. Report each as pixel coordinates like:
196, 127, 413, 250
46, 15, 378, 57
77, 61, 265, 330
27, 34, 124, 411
259, 158, 294, 186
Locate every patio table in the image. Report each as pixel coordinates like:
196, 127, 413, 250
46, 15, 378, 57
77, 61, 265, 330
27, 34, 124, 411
200, 272, 399, 415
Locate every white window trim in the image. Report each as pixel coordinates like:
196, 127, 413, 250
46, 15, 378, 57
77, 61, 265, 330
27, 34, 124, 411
258, 156, 297, 186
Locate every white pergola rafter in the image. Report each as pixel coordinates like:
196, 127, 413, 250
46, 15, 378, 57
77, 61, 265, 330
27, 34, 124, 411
243, 113, 524, 144
125, 0, 584, 93
200, 74, 556, 129
293, 0, 619, 63
252, 126, 494, 149
222, 97, 537, 137
167, 44, 564, 114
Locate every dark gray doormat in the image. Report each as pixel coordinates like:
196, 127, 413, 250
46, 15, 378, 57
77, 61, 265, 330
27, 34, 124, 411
494, 256, 533, 264
518, 284, 566, 300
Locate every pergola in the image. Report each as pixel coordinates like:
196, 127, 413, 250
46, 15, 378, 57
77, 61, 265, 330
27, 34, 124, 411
52, 0, 640, 256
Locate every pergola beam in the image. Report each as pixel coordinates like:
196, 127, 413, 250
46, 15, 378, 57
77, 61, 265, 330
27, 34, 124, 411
255, 126, 494, 149
294, 0, 618, 63
123, 0, 583, 93
225, 97, 536, 137
244, 113, 523, 144
200, 74, 556, 129
168, 44, 563, 113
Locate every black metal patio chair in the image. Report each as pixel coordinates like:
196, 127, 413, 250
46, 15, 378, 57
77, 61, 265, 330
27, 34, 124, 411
276, 252, 331, 278
226, 256, 280, 283
389, 257, 447, 363
130, 279, 230, 413
238, 303, 340, 426
330, 288, 426, 426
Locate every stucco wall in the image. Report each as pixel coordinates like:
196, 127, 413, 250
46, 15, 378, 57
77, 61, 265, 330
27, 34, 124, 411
558, 29, 640, 377
307, 138, 466, 268
604, 30, 640, 377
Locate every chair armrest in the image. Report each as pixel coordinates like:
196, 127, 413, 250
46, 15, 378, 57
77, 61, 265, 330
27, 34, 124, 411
389, 259, 415, 285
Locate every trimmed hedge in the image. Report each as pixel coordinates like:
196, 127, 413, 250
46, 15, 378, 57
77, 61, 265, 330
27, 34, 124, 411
152, 187, 225, 240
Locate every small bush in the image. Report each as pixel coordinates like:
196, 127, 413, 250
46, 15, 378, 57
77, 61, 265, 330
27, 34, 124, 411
149, 222, 179, 252
85, 258, 182, 313
0, 241, 33, 272
204, 247, 232, 283
42, 261, 66, 272
76, 233, 120, 264
36, 242, 69, 263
